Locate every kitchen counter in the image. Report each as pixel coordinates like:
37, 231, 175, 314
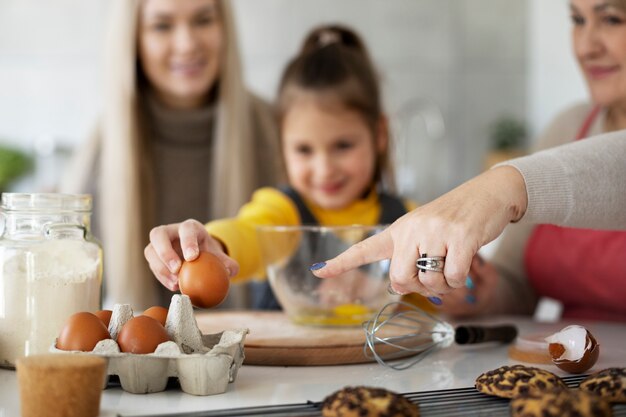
1, 316, 625, 416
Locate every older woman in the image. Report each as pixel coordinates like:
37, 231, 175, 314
62, 0, 284, 308
314, 0, 626, 322
434, 0, 626, 321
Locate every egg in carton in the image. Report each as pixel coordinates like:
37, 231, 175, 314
50, 294, 248, 395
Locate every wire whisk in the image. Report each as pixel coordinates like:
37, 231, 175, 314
363, 301, 518, 370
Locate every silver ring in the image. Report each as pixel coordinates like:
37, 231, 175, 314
416, 253, 445, 273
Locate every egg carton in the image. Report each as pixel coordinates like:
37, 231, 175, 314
50, 294, 248, 396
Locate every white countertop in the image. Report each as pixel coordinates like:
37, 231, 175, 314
1, 316, 625, 417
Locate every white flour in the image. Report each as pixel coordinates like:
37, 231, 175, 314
0, 239, 101, 368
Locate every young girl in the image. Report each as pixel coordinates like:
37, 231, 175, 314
144, 24, 418, 308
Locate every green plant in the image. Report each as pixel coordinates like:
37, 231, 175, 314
0, 144, 33, 192
489, 116, 527, 151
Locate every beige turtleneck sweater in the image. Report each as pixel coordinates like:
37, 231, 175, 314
144, 92, 216, 227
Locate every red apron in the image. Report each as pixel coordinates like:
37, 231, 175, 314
524, 106, 626, 321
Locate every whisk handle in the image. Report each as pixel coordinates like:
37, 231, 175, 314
454, 325, 517, 345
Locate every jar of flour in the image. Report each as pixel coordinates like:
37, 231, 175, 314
0, 193, 102, 368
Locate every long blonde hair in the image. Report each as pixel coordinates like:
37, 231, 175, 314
64, 0, 264, 308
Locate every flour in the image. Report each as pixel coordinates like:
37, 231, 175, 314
0, 239, 101, 368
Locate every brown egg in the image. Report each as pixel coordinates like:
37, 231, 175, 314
142, 306, 168, 326
179, 251, 230, 308
94, 310, 113, 327
117, 315, 170, 354
57, 312, 112, 351
545, 325, 600, 374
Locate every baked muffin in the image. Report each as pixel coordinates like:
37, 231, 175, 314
475, 364, 567, 399
510, 388, 612, 417
321, 386, 419, 417
579, 367, 626, 403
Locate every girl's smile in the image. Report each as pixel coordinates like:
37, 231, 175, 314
318, 181, 347, 195
281, 95, 385, 210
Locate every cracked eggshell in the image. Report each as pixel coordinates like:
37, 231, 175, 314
545, 325, 599, 374
50, 294, 248, 395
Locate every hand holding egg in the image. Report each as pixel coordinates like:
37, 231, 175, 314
179, 251, 230, 308
145, 219, 238, 292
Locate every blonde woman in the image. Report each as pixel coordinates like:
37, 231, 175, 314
62, 0, 284, 309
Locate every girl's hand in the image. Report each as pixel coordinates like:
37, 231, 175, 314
311, 166, 526, 298
438, 255, 500, 317
144, 219, 239, 291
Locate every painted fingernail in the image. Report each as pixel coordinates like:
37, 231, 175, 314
465, 294, 477, 304
427, 296, 443, 305
168, 260, 180, 273
309, 262, 326, 271
465, 276, 475, 289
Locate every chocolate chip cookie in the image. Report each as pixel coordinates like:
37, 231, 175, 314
510, 388, 612, 417
475, 364, 567, 399
580, 367, 626, 403
321, 386, 419, 417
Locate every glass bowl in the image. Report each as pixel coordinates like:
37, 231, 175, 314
256, 225, 399, 327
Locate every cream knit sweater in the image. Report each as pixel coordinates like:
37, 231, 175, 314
487, 103, 626, 315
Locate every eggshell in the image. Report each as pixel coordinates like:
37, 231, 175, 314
94, 310, 113, 327
117, 315, 171, 354
57, 312, 112, 351
179, 252, 230, 308
143, 306, 168, 326
546, 326, 600, 374
552, 342, 599, 374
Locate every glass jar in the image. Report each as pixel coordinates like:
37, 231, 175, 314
0, 193, 102, 368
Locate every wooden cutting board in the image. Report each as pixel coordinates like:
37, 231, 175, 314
195, 311, 412, 366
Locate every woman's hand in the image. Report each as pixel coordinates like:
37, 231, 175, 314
144, 219, 239, 291
438, 256, 500, 317
311, 166, 527, 298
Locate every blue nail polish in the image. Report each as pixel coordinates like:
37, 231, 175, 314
427, 296, 443, 305
309, 262, 326, 271
465, 294, 477, 304
465, 276, 475, 289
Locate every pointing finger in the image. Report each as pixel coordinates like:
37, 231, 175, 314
310, 229, 393, 278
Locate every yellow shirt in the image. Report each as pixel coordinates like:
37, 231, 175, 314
206, 187, 416, 282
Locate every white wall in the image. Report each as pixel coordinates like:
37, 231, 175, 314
0, 0, 535, 201
225, 0, 530, 201
0, 0, 107, 149
527, 0, 587, 138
